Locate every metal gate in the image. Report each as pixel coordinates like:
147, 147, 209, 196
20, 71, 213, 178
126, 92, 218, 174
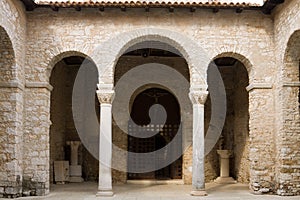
127, 123, 182, 180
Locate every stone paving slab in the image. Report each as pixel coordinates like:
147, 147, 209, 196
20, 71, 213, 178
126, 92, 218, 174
2, 182, 300, 200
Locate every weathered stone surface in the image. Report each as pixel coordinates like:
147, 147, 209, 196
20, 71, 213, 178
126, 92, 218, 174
0, 0, 26, 197
0, 0, 300, 197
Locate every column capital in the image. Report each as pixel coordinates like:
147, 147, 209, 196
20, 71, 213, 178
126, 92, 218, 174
97, 83, 115, 104
66, 141, 81, 149
217, 150, 232, 159
189, 88, 208, 105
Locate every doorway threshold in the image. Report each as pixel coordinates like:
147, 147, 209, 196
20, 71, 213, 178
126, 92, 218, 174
126, 179, 184, 185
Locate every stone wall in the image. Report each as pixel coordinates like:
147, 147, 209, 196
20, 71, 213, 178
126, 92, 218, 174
273, 0, 300, 196
23, 86, 51, 196
0, 0, 297, 196
232, 61, 250, 183
0, 0, 26, 197
49, 61, 68, 183
23, 5, 277, 195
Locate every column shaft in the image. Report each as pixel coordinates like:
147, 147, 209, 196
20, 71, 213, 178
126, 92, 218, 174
96, 85, 115, 197
192, 104, 205, 190
97, 104, 113, 196
189, 89, 208, 196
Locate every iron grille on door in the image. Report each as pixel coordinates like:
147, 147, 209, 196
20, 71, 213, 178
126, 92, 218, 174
127, 123, 182, 180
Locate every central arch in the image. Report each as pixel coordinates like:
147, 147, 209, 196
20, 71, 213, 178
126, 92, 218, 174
111, 44, 192, 184
91, 28, 209, 88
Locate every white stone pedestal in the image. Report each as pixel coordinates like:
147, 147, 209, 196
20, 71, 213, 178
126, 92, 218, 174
67, 141, 84, 183
214, 150, 237, 184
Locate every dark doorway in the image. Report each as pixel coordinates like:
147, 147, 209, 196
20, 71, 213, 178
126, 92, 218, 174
127, 88, 182, 180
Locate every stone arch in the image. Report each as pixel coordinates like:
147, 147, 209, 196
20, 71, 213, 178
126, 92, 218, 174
0, 0, 18, 55
212, 52, 253, 76
112, 59, 192, 182
0, 26, 16, 82
49, 52, 100, 183
205, 55, 250, 183
91, 28, 209, 87
47, 50, 95, 82
283, 30, 300, 82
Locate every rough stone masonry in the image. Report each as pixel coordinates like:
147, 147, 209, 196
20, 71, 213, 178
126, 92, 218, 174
0, 0, 299, 198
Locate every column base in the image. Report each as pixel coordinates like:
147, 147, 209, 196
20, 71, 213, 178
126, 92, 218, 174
69, 176, 84, 183
96, 190, 114, 197
190, 190, 208, 196
214, 177, 237, 184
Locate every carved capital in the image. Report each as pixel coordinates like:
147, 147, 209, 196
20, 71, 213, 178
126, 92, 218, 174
66, 141, 81, 150
97, 90, 115, 104
189, 88, 208, 105
97, 83, 115, 104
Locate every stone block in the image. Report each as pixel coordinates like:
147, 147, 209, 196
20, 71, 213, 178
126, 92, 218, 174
69, 165, 82, 176
54, 161, 69, 183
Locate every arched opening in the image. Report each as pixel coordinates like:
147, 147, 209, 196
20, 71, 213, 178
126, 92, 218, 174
278, 30, 300, 195
96, 28, 208, 87
49, 55, 100, 185
284, 30, 300, 108
113, 43, 191, 183
0, 26, 15, 83
0, 26, 20, 196
128, 88, 182, 180
205, 57, 250, 183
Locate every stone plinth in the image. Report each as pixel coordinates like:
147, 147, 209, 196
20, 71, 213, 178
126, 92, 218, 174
66, 141, 84, 183
54, 161, 69, 184
215, 150, 237, 184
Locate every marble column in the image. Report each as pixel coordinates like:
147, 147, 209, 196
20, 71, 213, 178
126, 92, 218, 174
67, 141, 80, 166
66, 141, 83, 182
189, 88, 208, 196
214, 150, 236, 184
96, 84, 115, 197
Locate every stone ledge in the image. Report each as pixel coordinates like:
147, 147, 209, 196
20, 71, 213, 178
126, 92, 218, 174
246, 83, 273, 92
190, 189, 208, 196
96, 190, 114, 197
214, 177, 237, 184
283, 82, 300, 87
25, 82, 53, 91
0, 81, 24, 90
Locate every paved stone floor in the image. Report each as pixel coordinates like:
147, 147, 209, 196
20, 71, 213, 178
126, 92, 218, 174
3, 182, 300, 200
